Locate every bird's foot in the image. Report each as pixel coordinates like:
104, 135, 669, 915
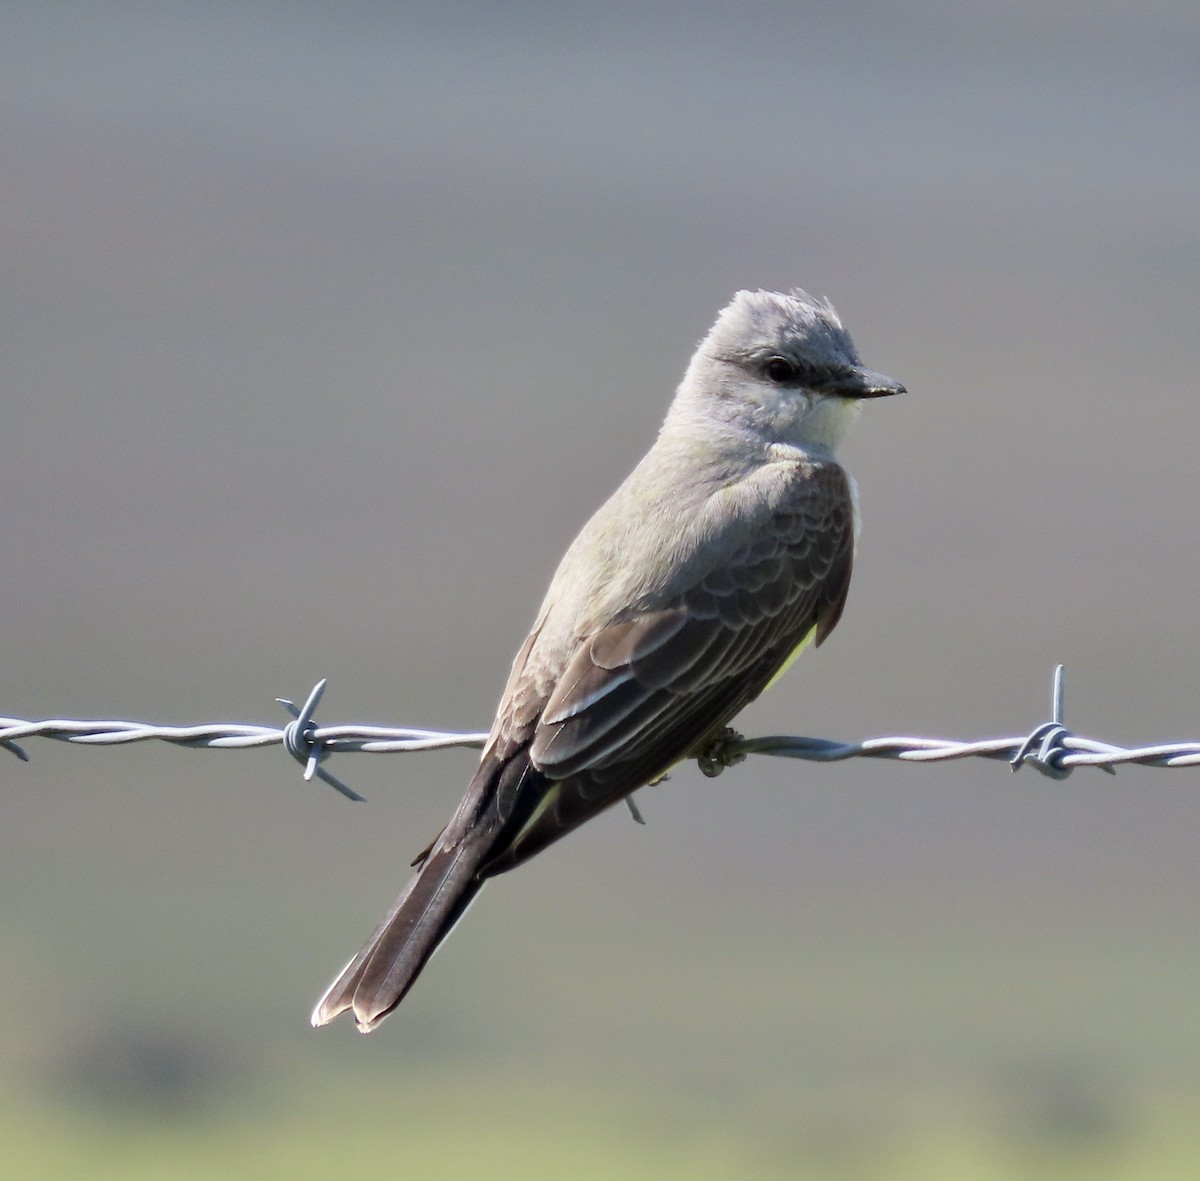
695, 727, 747, 778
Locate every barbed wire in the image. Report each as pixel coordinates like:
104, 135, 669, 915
3, 668, 1199, 802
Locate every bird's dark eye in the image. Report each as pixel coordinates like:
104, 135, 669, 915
764, 357, 797, 384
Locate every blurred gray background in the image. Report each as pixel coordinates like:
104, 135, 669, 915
1, 1, 1198, 1173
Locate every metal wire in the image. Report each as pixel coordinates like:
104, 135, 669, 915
3, 667, 1198, 801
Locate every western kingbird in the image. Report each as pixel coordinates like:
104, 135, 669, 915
313, 288, 903, 1032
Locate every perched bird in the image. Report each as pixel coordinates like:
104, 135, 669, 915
313, 288, 903, 1032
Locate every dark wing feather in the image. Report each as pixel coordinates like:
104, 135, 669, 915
483, 463, 856, 873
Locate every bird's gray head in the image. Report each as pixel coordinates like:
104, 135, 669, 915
671, 289, 904, 452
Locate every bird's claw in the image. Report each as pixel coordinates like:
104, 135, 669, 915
696, 727, 747, 778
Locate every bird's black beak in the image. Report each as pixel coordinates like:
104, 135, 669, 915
824, 367, 905, 399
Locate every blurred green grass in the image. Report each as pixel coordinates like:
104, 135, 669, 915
4, 1070, 1200, 1181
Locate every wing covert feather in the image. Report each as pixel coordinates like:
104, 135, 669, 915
529, 463, 854, 783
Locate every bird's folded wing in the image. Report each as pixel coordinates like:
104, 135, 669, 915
488, 468, 854, 866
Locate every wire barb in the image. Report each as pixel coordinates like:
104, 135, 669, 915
1010, 664, 1073, 780
277, 680, 365, 802
1, 736, 30, 763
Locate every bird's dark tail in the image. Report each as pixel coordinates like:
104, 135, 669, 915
310, 826, 493, 1033
311, 751, 550, 1032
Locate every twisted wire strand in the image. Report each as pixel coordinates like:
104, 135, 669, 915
3, 668, 1197, 800
0, 715, 488, 758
